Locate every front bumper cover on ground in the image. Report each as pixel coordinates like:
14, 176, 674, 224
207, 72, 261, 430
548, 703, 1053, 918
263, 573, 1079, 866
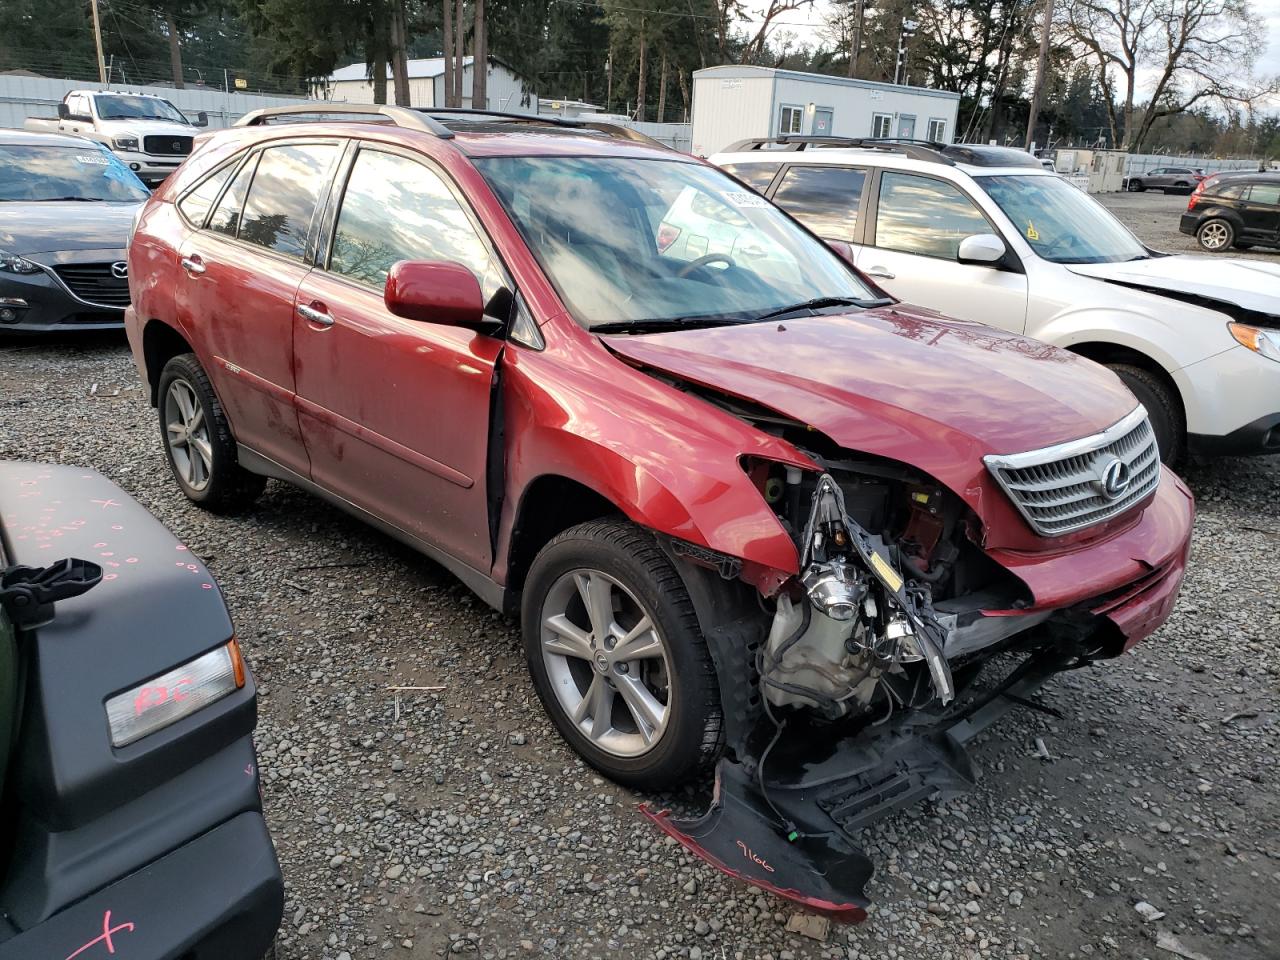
642, 648, 1079, 920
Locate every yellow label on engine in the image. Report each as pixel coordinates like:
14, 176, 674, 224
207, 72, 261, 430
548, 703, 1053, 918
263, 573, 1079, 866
870, 553, 904, 593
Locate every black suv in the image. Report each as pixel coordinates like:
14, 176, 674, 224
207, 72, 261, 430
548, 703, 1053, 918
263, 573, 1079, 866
1180, 173, 1280, 252
0, 462, 282, 958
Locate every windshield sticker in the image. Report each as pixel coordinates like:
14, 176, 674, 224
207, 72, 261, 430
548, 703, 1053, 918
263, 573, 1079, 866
724, 190, 771, 209
76, 154, 110, 165
1025, 220, 1040, 241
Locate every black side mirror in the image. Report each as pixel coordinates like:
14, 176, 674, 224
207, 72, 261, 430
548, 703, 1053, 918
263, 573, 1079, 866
57, 103, 70, 120
195, 111, 209, 127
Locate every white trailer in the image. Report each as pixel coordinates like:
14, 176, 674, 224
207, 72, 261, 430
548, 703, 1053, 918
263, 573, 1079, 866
691, 65, 961, 157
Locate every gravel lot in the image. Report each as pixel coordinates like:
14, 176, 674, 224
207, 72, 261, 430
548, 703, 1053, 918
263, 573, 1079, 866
1, 195, 1277, 960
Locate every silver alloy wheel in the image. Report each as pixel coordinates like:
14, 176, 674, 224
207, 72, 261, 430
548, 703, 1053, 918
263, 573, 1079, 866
164, 377, 213, 492
540, 569, 673, 758
1199, 221, 1230, 250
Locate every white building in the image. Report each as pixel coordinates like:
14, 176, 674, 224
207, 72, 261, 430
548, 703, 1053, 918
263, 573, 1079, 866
691, 65, 961, 157
319, 56, 536, 113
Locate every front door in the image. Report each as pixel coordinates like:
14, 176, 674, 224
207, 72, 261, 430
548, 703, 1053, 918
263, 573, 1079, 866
293, 145, 507, 572
897, 115, 916, 139
176, 141, 340, 476
855, 170, 1028, 332
813, 108, 834, 137
1239, 182, 1280, 242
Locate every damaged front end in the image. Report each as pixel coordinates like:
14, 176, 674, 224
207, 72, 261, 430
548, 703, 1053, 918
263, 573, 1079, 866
647, 454, 1110, 920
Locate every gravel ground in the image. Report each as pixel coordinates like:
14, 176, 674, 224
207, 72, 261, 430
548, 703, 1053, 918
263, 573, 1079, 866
1, 198, 1278, 960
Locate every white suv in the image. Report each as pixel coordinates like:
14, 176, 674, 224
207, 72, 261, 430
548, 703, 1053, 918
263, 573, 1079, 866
710, 138, 1280, 461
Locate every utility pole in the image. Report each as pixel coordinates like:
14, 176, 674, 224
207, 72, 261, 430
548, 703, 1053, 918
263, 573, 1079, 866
89, 0, 107, 84
1025, 0, 1054, 150
846, 0, 866, 78
893, 19, 917, 85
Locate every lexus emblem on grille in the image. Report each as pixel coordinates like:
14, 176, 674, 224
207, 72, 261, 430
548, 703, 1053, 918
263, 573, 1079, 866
172, 140, 182, 151
111, 261, 128, 279
1094, 455, 1131, 500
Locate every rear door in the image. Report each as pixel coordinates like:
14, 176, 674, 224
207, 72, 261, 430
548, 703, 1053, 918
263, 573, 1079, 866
857, 170, 1028, 331
767, 163, 869, 245
1239, 182, 1280, 242
175, 140, 341, 476
293, 144, 506, 573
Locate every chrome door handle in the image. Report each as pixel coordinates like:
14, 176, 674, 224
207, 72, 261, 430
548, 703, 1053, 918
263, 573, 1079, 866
865, 267, 896, 280
297, 304, 334, 327
180, 257, 206, 276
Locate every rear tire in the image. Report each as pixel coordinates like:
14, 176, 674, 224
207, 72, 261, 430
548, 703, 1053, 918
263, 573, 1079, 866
157, 353, 266, 512
521, 520, 722, 790
1196, 218, 1234, 251
1108, 363, 1184, 465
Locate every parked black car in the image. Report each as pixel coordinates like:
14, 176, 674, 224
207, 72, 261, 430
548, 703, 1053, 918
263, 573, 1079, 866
1180, 173, 1280, 252
0, 130, 148, 333
0, 462, 282, 958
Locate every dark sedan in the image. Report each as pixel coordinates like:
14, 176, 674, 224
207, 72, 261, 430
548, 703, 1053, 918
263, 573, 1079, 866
0, 129, 149, 333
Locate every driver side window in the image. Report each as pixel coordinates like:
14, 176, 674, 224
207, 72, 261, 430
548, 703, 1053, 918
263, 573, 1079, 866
874, 172, 991, 260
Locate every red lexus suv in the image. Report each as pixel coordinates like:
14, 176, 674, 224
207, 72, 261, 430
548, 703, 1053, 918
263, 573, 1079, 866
124, 105, 1194, 920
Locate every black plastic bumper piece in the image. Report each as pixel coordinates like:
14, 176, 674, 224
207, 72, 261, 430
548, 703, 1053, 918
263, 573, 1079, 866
643, 652, 1063, 921
1188, 413, 1280, 456
1178, 213, 1200, 236
0, 812, 282, 960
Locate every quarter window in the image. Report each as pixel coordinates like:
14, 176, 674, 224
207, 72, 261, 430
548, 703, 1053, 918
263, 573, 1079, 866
720, 161, 782, 194
871, 113, 892, 138
1247, 183, 1280, 205
779, 106, 804, 135
772, 165, 866, 240
207, 154, 259, 237
178, 163, 236, 227
237, 143, 340, 259
328, 149, 503, 299
875, 172, 991, 259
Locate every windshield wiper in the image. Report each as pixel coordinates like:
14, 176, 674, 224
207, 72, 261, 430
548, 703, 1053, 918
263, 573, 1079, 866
752, 296, 892, 322
592, 316, 744, 335
35, 196, 106, 202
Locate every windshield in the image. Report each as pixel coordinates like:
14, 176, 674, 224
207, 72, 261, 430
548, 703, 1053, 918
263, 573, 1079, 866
0, 145, 150, 202
94, 94, 189, 124
475, 156, 877, 329
978, 174, 1148, 264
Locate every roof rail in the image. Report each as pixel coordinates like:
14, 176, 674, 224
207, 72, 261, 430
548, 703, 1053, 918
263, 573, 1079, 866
721, 135, 954, 165
233, 103, 668, 149
422, 109, 668, 147
234, 103, 455, 138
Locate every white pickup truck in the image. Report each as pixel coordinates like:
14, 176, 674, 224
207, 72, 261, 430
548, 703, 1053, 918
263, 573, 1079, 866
24, 90, 207, 184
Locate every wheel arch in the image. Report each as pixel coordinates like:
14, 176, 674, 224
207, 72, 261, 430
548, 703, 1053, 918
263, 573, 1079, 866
1066, 340, 1186, 422
141, 319, 195, 406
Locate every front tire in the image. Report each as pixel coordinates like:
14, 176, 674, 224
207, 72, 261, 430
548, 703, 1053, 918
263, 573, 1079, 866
157, 353, 266, 511
521, 520, 722, 790
1108, 363, 1184, 464
1128, 179, 1145, 192
1197, 218, 1234, 251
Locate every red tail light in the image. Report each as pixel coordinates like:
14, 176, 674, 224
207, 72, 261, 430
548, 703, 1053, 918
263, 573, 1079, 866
657, 223, 681, 253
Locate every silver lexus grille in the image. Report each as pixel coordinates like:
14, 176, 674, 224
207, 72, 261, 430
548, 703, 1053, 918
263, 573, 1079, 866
983, 406, 1161, 536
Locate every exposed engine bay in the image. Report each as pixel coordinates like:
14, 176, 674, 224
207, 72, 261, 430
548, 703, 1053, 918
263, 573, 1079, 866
644, 393, 1128, 923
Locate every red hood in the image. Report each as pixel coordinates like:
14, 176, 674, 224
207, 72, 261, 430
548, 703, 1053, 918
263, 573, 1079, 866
604, 306, 1140, 550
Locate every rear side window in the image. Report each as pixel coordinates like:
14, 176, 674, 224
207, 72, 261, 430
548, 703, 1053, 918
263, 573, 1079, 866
875, 172, 990, 259
1209, 182, 1246, 200
208, 154, 259, 237
1247, 183, 1280, 205
328, 148, 503, 297
720, 162, 781, 195
238, 144, 340, 259
178, 163, 236, 227
772, 165, 866, 241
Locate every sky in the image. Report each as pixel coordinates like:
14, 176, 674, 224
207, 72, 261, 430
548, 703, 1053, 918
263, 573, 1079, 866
741, 0, 1280, 108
